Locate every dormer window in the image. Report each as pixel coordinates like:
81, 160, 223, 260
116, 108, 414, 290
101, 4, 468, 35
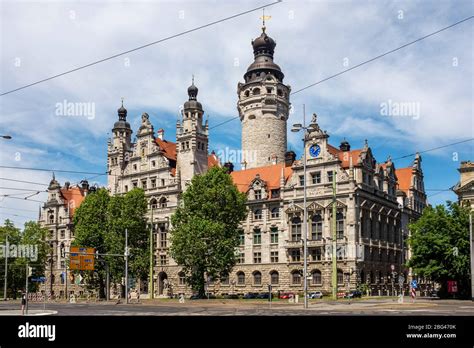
271, 189, 280, 198
254, 189, 262, 200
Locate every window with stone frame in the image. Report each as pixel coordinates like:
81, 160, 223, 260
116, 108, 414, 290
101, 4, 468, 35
237, 253, 245, 264
160, 255, 167, 265
238, 230, 245, 246
253, 252, 262, 264
270, 227, 279, 244
292, 271, 301, 285
271, 189, 280, 198
141, 180, 147, 189
49, 214, 54, 224
270, 206, 280, 218
327, 171, 334, 183
253, 271, 262, 285
158, 223, 167, 248
151, 178, 156, 188
132, 181, 138, 188
237, 272, 245, 285
178, 272, 186, 285
311, 213, 323, 240
337, 269, 344, 285
254, 189, 262, 200
159, 197, 167, 208
253, 228, 261, 245
299, 175, 305, 186
336, 211, 344, 239
253, 209, 262, 220
270, 271, 279, 285
310, 247, 322, 261
150, 198, 158, 209
311, 171, 321, 184
60, 230, 65, 239
270, 251, 279, 263
291, 217, 302, 241
290, 249, 301, 262
312, 270, 322, 285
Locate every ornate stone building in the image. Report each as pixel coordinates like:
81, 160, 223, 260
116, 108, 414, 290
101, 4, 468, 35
38, 176, 89, 298
40, 25, 427, 298
453, 161, 474, 210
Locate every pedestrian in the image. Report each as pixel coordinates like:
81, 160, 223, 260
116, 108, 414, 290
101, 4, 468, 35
21, 292, 26, 316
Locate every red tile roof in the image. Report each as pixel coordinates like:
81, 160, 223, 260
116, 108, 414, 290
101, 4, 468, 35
328, 144, 362, 168
156, 138, 177, 161
230, 163, 292, 194
60, 187, 86, 217
208, 153, 220, 168
395, 167, 413, 194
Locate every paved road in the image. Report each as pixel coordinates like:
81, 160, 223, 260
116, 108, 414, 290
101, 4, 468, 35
1, 298, 473, 316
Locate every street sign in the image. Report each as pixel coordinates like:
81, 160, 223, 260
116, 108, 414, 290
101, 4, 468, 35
31, 277, 46, 283
70, 246, 95, 271
448, 280, 458, 293
410, 280, 418, 289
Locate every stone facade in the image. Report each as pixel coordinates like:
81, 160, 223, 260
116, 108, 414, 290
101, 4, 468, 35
454, 161, 474, 210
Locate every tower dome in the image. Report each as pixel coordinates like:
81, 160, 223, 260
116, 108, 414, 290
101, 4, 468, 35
114, 99, 130, 129
184, 78, 202, 111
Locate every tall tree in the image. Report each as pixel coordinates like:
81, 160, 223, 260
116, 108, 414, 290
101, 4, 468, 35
407, 202, 471, 298
170, 167, 247, 296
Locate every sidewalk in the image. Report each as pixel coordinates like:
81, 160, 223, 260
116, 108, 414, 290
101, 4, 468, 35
0, 309, 57, 316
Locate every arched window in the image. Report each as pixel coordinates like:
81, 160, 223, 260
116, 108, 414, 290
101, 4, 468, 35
220, 273, 229, 285
312, 270, 322, 285
178, 272, 186, 285
253, 88, 261, 95
254, 209, 262, 220
291, 270, 301, 285
337, 269, 344, 285
49, 214, 54, 224
311, 214, 322, 240
237, 272, 245, 285
270, 271, 279, 285
150, 198, 158, 209
253, 271, 262, 285
244, 90, 250, 97
159, 197, 167, 208
271, 207, 279, 218
291, 217, 302, 241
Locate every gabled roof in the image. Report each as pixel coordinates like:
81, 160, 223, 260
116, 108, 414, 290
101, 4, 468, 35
60, 187, 86, 217
230, 163, 292, 194
327, 144, 362, 168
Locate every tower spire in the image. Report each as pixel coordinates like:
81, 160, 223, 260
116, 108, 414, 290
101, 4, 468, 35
260, 8, 271, 33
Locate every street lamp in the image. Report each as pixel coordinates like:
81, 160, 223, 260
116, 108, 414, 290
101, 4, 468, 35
290, 105, 317, 309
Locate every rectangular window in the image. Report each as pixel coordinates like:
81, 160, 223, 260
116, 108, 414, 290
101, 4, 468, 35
327, 171, 334, 183
141, 180, 147, 189
270, 207, 279, 218
270, 251, 279, 263
253, 252, 261, 264
132, 181, 138, 188
238, 253, 245, 264
311, 171, 321, 184
152, 161, 156, 167
160, 255, 167, 265
60, 261, 65, 268
270, 227, 278, 244
299, 175, 305, 186
239, 230, 245, 246
253, 209, 262, 220
271, 189, 280, 198
311, 217, 323, 241
291, 249, 301, 262
254, 190, 262, 200
60, 230, 65, 239
151, 178, 156, 188
253, 228, 261, 245
161, 179, 165, 186
124, 185, 128, 192
310, 247, 322, 261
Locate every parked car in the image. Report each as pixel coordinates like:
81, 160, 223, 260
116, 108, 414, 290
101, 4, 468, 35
308, 291, 323, 299
345, 290, 362, 299
257, 293, 271, 299
279, 292, 295, 299
428, 289, 439, 298
243, 292, 259, 299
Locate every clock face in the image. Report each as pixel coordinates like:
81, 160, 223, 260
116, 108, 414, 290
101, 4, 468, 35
309, 144, 321, 158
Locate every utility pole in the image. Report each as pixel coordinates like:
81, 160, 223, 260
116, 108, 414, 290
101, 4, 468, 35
332, 171, 337, 300
302, 106, 308, 309
125, 228, 129, 304
106, 261, 110, 301
25, 262, 29, 314
470, 212, 473, 301
149, 208, 154, 299
3, 234, 8, 300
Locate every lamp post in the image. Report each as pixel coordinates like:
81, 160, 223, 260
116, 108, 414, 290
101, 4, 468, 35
291, 105, 317, 309
149, 207, 154, 299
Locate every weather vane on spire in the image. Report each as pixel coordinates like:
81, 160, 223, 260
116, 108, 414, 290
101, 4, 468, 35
260, 8, 271, 33
121, 97, 124, 106
192, 74, 194, 85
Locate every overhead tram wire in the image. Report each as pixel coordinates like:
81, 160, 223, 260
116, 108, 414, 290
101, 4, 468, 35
209, 15, 473, 131
0, 1, 281, 97
392, 138, 474, 161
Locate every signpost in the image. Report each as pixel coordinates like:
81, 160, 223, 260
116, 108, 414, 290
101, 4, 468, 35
410, 279, 417, 302
398, 275, 405, 303
69, 247, 95, 271
448, 280, 458, 298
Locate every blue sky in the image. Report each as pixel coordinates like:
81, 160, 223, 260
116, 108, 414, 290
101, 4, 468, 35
0, 0, 472, 227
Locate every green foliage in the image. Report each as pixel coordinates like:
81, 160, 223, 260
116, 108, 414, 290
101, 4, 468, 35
170, 167, 247, 296
0, 219, 50, 298
407, 202, 471, 298
72, 188, 149, 297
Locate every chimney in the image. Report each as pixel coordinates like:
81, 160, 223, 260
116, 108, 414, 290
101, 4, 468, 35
64, 181, 70, 190
285, 151, 296, 167
157, 128, 164, 140
224, 162, 234, 173
340, 138, 350, 151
